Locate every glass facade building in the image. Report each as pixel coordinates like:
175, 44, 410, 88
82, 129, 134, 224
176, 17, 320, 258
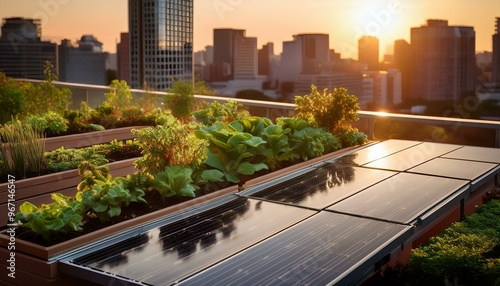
129, 0, 193, 91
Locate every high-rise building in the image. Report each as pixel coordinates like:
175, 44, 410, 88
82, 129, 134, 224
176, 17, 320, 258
394, 39, 412, 101
129, 0, 193, 91
117, 32, 130, 83
58, 35, 106, 85
212, 29, 257, 81
410, 19, 475, 102
0, 17, 57, 79
258, 43, 274, 77
358, 36, 379, 71
493, 17, 500, 83
364, 70, 402, 109
277, 33, 330, 89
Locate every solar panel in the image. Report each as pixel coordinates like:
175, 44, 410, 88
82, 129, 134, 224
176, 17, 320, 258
244, 164, 397, 210
69, 197, 315, 285
407, 157, 499, 184
363, 142, 462, 171
178, 212, 413, 286
332, 139, 422, 166
328, 172, 469, 225
442, 146, 500, 164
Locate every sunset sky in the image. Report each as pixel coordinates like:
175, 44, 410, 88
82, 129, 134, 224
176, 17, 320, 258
0, 0, 498, 60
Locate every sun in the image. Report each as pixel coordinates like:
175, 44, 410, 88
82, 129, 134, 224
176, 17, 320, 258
351, 0, 405, 38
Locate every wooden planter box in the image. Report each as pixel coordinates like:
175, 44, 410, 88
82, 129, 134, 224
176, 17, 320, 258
0, 158, 140, 228
44, 126, 145, 151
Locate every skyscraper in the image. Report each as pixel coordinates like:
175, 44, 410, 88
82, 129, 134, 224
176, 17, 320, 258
358, 36, 379, 71
129, 0, 193, 91
394, 39, 412, 101
117, 32, 130, 83
212, 29, 258, 81
0, 17, 57, 79
410, 20, 475, 102
493, 17, 500, 83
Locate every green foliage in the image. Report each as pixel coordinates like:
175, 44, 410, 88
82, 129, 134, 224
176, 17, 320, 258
132, 117, 208, 176
295, 85, 360, 134
0, 120, 45, 178
44, 147, 108, 172
15, 194, 84, 241
0, 72, 25, 124
405, 199, 500, 285
76, 162, 146, 223
193, 100, 249, 126
194, 80, 216, 95
152, 165, 197, 200
334, 125, 367, 148
21, 61, 71, 116
194, 122, 268, 183
104, 80, 133, 115
26, 111, 69, 135
165, 79, 194, 122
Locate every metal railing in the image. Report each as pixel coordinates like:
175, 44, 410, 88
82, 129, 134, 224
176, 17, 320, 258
16, 79, 500, 148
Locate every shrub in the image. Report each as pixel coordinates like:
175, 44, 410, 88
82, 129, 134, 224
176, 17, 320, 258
45, 147, 107, 172
132, 116, 208, 176
26, 111, 68, 136
0, 72, 25, 124
165, 79, 194, 122
104, 80, 133, 115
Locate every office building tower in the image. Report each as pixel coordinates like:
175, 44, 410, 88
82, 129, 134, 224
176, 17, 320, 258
394, 39, 412, 101
0, 17, 57, 79
358, 36, 379, 71
212, 29, 257, 81
129, 0, 193, 90
410, 19, 475, 102
493, 17, 500, 83
258, 43, 274, 77
117, 32, 130, 83
58, 35, 106, 85
277, 33, 330, 90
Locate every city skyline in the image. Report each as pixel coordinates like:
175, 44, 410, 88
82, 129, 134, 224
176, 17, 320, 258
0, 0, 498, 60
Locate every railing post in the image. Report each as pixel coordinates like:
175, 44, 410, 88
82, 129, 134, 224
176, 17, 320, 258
496, 129, 500, 149
368, 118, 375, 140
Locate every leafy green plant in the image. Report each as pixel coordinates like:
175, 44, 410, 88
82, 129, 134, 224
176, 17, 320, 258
15, 194, 84, 241
165, 79, 194, 122
26, 111, 68, 135
258, 124, 297, 170
76, 161, 146, 222
152, 165, 198, 200
194, 122, 268, 184
0, 120, 45, 179
193, 100, 249, 126
132, 117, 208, 176
45, 147, 108, 172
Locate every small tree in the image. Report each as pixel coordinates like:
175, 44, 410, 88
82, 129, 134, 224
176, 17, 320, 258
164, 79, 194, 122
104, 80, 133, 115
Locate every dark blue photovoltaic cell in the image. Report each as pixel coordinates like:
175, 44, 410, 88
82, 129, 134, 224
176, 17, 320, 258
246, 164, 396, 210
408, 157, 498, 181
71, 197, 315, 286
333, 139, 421, 166
178, 212, 413, 286
363, 142, 462, 171
442, 146, 500, 164
328, 172, 469, 224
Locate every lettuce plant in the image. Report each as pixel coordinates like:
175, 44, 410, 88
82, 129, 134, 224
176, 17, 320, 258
152, 165, 198, 200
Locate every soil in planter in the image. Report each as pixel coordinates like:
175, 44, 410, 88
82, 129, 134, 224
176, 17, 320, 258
15, 191, 194, 247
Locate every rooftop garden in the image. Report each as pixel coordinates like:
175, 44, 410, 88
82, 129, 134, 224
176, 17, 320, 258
0, 70, 366, 245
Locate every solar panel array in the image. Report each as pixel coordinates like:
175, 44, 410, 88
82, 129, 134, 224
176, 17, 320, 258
60, 140, 500, 285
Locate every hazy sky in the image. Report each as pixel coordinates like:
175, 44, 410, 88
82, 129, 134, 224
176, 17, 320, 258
1, 0, 498, 59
